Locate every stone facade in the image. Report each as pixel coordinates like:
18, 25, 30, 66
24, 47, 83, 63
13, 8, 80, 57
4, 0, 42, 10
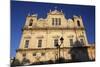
16, 9, 95, 64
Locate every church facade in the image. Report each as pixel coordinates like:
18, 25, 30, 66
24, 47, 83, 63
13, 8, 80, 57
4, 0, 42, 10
16, 9, 95, 64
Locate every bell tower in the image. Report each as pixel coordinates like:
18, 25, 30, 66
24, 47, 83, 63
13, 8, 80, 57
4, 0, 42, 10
73, 15, 88, 46
25, 13, 37, 28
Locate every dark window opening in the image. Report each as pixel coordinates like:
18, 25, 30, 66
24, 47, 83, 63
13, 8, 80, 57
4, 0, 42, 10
52, 18, 61, 26
52, 18, 54, 25
59, 18, 61, 25
54, 39, 58, 47
77, 20, 80, 27
29, 19, 33, 26
25, 40, 29, 48
55, 18, 58, 25
38, 40, 42, 47
70, 39, 73, 46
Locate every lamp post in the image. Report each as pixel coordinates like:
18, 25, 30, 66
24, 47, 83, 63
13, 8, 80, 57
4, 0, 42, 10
55, 37, 64, 63
59, 37, 64, 62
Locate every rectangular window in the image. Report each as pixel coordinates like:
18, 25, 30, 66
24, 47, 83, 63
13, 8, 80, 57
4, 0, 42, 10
52, 18, 54, 25
55, 18, 58, 25
58, 18, 61, 25
70, 39, 73, 46
52, 18, 61, 26
24, 40, 29, 48
38, 40, 42, 47
54, 39, 58, 47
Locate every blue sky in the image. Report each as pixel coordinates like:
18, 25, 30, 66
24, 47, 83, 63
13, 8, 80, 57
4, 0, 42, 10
11, 1, 95, 57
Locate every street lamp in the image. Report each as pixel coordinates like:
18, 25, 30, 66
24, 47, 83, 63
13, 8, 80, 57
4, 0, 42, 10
59, 37, 64, 61
60, 37, 64, 44
55, 37, 64, 63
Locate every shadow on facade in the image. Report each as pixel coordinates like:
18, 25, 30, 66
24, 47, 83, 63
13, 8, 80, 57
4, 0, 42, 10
69, 40, 90, 62
11, 40, 95, 67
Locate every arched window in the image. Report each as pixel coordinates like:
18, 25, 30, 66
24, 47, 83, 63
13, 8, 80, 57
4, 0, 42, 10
77, 20, 81, 27
29, 19, 33, 26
